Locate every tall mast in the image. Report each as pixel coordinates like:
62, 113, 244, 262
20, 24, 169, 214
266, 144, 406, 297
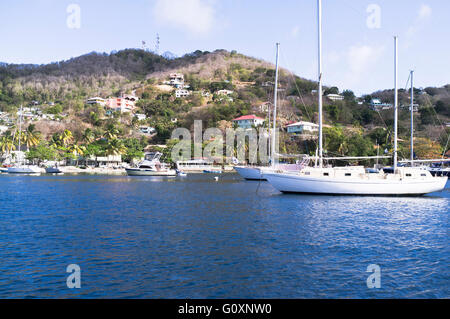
317, 0, 323, 168
18, 104, 22, 164
410, 70, 414, 166
271, 42, 280, 168
393, 36, 398, 172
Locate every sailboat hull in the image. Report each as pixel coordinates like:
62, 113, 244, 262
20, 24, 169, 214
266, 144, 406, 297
126, 168, 177, 176
7, 166, 42, 174
265, 172, 448, 196
234, 166, 266, 180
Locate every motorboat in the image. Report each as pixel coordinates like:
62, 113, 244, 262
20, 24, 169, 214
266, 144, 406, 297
176, 159, 222, 173
7, 165, 42, 174
126, 152, 176, 176
45, 166, 63, 174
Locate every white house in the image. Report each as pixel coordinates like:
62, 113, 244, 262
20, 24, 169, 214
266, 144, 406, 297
217, 89, 234, 96
86, 97, 106, 106
134, 113, 147, 121
286, 121, 319, 134
139, 126, 156, 134
370, 98, 393, 110
169, 73, 185, 87
175, 89, 191, 98
326, 94, 344, 101
258, 102, 271, 113
232, 115, 265, 129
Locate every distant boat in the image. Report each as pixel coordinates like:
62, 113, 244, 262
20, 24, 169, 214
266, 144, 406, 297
45, 166, 63, 174
6, 105, 42, 175
7, 166, 42, 174
126, 152, 176, 176
203, 169, 222, 174
176, 159, 221, 173
177, 170, 187, 177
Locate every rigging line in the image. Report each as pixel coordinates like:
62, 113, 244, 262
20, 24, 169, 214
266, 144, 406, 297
442, 134, 450, 159
279, 51, 314, 124
279, 51, 320, 153
404, 72, 411, 91
422, 92, 445, 129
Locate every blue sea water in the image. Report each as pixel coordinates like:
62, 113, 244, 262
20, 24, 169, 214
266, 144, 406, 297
0, 173, 448, 298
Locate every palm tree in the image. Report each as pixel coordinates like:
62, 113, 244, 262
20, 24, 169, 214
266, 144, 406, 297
105, 139, 127, 156
82, 128, 95, 144
60, 129, 73, 147
0, 133, 16, 154
69, 143, 86, 166
23, 125, 41, 151
104, 124, 119, 140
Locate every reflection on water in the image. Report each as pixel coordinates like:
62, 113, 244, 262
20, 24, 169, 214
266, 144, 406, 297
0, 173, 448, 298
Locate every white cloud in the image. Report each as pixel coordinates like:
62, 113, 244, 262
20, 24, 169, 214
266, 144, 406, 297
291, 26, 300, 38
406, 4, 432, 44
347, 45, 385, 77
153, 0, 216, 35
418, 4, 432, 20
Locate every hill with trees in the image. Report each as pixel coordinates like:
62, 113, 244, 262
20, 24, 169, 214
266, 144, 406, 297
0, 48, 448, 165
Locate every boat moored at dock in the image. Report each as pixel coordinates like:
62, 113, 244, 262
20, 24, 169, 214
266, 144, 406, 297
176, 159, 222, 173
126, 152, 176, 176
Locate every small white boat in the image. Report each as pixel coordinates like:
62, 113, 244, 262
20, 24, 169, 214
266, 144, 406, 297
7, 165, 42, 174
203, 169, 222, 174
176, 159, 222, 173
0, 167, 8, 173
126, 152, 176, 176
45, 166, 63, 174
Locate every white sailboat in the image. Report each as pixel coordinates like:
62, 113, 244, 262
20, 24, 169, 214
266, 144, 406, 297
7, 105, 42, 174
234, 43, 299, 180
264, 0, 447, 196
234, 43, 281, 181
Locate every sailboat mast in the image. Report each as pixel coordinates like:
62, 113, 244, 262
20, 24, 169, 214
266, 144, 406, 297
410, 70, 414, 166
18, 104, 22, 163
393, 36, 399, 172
317, 0, 323, 168
271, 42, 280, 168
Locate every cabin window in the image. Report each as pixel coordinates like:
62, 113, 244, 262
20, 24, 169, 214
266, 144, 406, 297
323, 173, 329, 176
406, 174, 412, 177
421, 174, 426, 177
345, 173, 351, 176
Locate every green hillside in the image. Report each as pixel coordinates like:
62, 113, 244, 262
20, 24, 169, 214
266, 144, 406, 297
0, 49, 448, 164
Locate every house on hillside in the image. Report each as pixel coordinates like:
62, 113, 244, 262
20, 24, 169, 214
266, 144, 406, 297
169, 73, 184, 87
105, 95, 137, 113
370, 98, 393, 110
86, 97, 106, 106
258, 102, 271, 113
286, 121, 319, 136
175, 89, 191, 98
217, 89, 234, 96
326, 94, 344, 101
139, 126, 156, 134
134, 113, 147, 121
232, 115, 265, 129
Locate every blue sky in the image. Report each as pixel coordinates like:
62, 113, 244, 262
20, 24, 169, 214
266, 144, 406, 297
0, 0, 448, 95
